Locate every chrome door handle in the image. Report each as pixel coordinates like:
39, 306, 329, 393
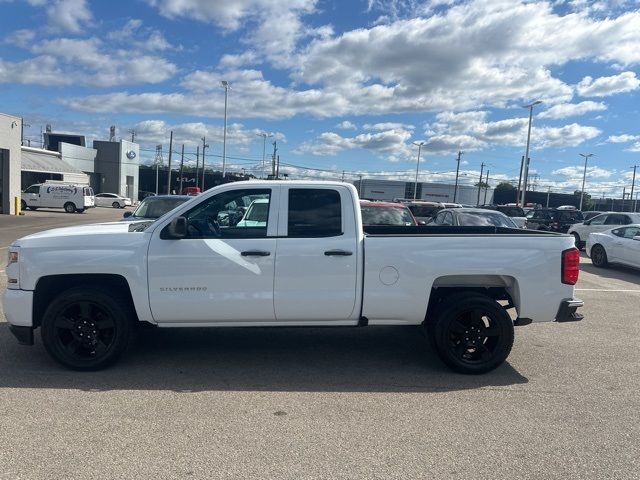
241, 250, 271, 256
324, 249, 353, 256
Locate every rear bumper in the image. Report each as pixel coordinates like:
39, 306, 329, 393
555, 298, 584, 322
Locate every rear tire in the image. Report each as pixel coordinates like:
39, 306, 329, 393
64, 202, 76, 213
20, 200, 27, 211
41, 287, 133, 370
427, 293, 514, 374
591, 244, 608, 268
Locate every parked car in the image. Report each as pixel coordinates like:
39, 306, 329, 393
478, 205, 527, 228
236, 198, 270, 227
360, 200, 418, 226
138, 191, 156, 202
21, 182, 94, 213
587, 224, 640, 269
182, 186, 201, 196
4, 181, 582, 375
430, 208, 519, 228
94, 193, 132, 209
568, 212, 640, 249
526, 207, 584, 233
403, 201, 443, 223
122, 195, 191, 221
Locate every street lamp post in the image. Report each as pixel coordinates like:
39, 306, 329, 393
412, 141, 425, 200
578, 153, 594, 211
221, 80, 229, 178
257, 132, 273, 179
520, 100, 542, 207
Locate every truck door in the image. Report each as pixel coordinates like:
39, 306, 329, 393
23, 185, 40, 208
274, 186, 359, 322
147, 186, 280, 323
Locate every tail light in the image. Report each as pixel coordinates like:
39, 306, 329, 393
562, 248, 580, 285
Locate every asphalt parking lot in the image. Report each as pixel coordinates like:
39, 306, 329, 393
1, 210, 639, 479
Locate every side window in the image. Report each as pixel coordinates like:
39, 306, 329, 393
611, 228, 624, 237
184, 188, 271, 239
288, 189, 342, 237
441, 212, 453, 226
25, 185, 39, 194
589, 215, 608, 225
622, 227, 640, 239
605, 214, 624, 225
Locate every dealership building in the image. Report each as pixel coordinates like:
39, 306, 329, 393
0, 113, 139, 214
353, 178, 494, 205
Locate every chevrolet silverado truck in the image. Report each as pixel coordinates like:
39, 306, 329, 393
3, 181, 583, 374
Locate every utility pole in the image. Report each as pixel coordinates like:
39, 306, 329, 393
341, 170, 345, 182
179, 144, 185, 194
358, 175, 363, 196
221, 80, 229, 177
256, 132, 273, 179
129, 129, 136, 143
154, 144, 163, 195
453, 150, 463, 203
276, 155, 280, 180
578, 153, 594, 211
521, 100, 542, 207
20, 118, 30, 146
630, 165, 637, 212
516, 155, 524, 206
622, 186, 626, 212
201, 137, 209, 190
476, 162, 485, 206
546, 186, 551, 208
195, 145, 200, 191
271, 140, 277, 177
483, 169, 489, 204
165, 131, 173, 194
635, 192, 639, 213
412, 141, 425, 200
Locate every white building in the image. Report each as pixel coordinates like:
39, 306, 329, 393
353, 178, 494, 205
0, 113, 22, 214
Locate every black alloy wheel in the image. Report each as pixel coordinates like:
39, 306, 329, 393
41, 288, 133, 370
428, 294, 514, 374
591, 244, 608, 268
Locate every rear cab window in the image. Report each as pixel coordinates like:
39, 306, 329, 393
287, 188, 342, 237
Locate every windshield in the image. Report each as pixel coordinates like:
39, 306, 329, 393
408, 205, 441, 218
457, 211, 518, 228
243, 202, 269, 222
497, 206, 525, 217
132, 197, 190, 219
361, 206, 416, 226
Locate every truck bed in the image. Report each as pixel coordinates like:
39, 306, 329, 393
363, 225, 560, 236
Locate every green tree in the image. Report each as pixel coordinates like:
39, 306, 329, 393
574, 190, 593, 210
494, 182, 516, 192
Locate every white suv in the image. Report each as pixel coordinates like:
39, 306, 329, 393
568, 212, 640, 249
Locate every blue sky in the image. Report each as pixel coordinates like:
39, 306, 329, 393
1, 0, 640, 195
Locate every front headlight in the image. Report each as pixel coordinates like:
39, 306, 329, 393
7, 251, 18, 266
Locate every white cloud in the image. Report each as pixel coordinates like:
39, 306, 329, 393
3, 29, 35, 48
552, 165, 613, 179
47, 0, 92, 33
295, 128, 414, 161
0, 37, 177, 87
336, 121, 357, 130
627, 142, 640, 152
538, 101, 607, 119
576, 72, 640, 97
607, 134, 639, 143
106, 19, 176, 52
363, 122, 415, 131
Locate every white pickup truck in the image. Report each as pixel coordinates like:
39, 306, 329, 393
3, 181, 583, 374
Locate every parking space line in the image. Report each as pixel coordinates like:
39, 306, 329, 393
576, 288, 640, 292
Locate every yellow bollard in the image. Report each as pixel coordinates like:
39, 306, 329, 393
14, 196, 20, 216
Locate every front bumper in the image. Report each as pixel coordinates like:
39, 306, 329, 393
3, 289, 35, 345
555, 298, 584, 322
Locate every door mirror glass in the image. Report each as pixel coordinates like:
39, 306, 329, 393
123, 211, 133, 218
164, 216, 188, 239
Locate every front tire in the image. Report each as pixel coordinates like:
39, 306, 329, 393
591, 244, 608, 268
112, 201, 120, 208
427, 293, 514, 374
571, 232, 582, 250
41, 287, 133, 370
20, 200, 27, 211
64, 202, 76, 213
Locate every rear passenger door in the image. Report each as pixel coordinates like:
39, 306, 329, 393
274, 186, 359, 322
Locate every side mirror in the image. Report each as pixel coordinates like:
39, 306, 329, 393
164, 216, 188, 239
418, 220, 427, 225
633, 236, 640, 242
123, 211, 133, 218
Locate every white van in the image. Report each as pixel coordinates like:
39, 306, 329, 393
21, 182, 95, 213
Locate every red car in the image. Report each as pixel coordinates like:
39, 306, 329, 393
359, 200, 418, 226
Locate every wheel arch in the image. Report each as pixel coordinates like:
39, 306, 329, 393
33, 274, 138, 328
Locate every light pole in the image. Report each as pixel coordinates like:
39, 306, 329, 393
413, 141, 425, 200
578, 153, 594, 211
520, 100, 542, 207
257, 132, 273, 179
221, 80, 229, 177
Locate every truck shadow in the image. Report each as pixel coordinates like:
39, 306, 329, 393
0, 326, 528, 393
